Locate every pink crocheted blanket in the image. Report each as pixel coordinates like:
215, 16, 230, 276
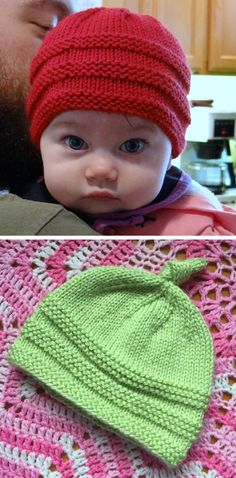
0, 239, 235, 478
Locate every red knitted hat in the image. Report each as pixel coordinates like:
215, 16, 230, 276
26, 7, 191, 158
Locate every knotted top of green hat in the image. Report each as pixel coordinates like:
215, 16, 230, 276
9, 258, 214, 467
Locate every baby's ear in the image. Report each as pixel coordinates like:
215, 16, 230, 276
159, 258, 208, 285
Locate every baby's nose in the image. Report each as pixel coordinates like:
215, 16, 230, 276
85, 156, 118, 182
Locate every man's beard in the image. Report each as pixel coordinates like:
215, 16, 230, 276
0, 61, 43, 193
0, 100, 43, 193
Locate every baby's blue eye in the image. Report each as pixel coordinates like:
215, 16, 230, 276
65, 136, 87, 150
120, 139, 145, 154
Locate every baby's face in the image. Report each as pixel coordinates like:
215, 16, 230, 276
40, 110, 172, 214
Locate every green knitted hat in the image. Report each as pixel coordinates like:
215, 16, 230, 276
9, 259, 214, 467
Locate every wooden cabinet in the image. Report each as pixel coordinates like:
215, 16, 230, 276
208, 0, 236, 72
103, 0, 236, 74
103, 0, 139, 11
141, 0, 208, 73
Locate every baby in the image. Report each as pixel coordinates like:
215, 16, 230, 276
26, 7, 236, 235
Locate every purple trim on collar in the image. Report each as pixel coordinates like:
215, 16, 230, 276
90, 170, 191, 233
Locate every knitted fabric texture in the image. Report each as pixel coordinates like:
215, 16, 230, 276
8, 258, 213, 467
1, 239, 235, 478
26, 7, 191, 158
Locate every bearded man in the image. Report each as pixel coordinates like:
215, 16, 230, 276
0, 0, 100, 193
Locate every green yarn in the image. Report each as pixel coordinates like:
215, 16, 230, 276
8, 259, 214, 467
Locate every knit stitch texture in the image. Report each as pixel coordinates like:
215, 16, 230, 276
0, 240, 235, 477
8, 259, 213, 467
26, 7, 191, 157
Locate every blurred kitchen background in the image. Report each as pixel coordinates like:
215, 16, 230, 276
103, 0, 236, 209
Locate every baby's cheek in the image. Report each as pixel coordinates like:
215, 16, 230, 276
143, 171, 164, 197
126, 173, 160, 208
44, 171, 68, 203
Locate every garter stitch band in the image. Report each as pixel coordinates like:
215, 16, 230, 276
26, 7, 191, 158
8, 259, 214, 468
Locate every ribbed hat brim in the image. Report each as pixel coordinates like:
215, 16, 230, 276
9, 313, 210, 467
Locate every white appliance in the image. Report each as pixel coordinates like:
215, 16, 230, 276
182, 108, 236, 200
186, 108, 236, 142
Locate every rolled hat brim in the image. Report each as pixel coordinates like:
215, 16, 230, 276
9, 313, 211, 468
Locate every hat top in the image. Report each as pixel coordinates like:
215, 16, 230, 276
37, 259, 209, 394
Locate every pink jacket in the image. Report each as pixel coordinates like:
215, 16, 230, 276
100, 195, 236, 236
